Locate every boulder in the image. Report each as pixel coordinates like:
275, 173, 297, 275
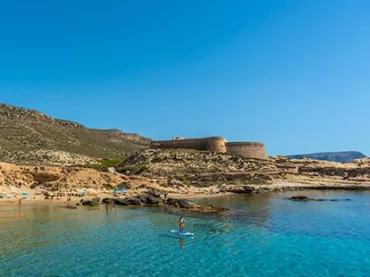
124, 198, 141, 205
102, 198, 128, 205
287, 196, 350, 202
140, 195, 160, 205
92, 197, 101, 203
166, 198, 194, 209
288, 195, 309, 201
187, 205, 229, 214
81, 200, 99, 206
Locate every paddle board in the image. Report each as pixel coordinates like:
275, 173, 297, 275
171, 230, 194, 236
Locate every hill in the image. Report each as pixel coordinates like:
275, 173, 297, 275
0, 103, 151, 164
286, 151, 366, 163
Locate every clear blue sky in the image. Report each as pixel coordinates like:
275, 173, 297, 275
1, 0, 370, 156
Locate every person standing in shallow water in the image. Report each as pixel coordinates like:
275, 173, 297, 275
179, 216, 185, 232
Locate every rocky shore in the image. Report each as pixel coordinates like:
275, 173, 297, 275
79, 193, 228, 214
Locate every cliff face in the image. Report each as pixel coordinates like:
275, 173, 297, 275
0, 103, 151, 164
0, 161, 158, 195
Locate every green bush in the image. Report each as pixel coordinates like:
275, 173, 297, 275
151, 157, 166, 163
103, 183, 115, 190
116, 165, 149, 175
135, 166, 149, 175
118, 182, 132, 189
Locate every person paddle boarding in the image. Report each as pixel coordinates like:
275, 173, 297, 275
179, 216, 185, 232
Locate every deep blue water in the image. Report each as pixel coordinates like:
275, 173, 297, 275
1, 190, 370, 277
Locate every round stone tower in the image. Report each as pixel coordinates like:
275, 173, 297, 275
205, 137, 227, 153
226, 142, 268, 160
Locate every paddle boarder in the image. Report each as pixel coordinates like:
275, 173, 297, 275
179, 216, 185, 232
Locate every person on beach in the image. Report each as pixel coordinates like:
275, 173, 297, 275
18, 198, 22, 205
179, 216, 185, 232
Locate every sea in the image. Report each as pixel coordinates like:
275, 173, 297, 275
1, 190, 370, 277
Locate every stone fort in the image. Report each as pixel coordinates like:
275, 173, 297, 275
150, 136, 268, 160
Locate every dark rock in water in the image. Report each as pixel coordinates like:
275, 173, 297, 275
142, 195, 160, 205
92, 197, 101, 203
102, 198, 118, 204
81, 200, 99, 206
124, 198, 141, 205
115, 198, 129, 205
166, 198, 228, 214
102, 198, 130, 205
187, 205, 229, 214
287, 196, 351, 202
76, 203, 80, 206
288, 195, 309, 201
167, 198, 194, 209
102, 197, 142, 205
65, 206, 77, 209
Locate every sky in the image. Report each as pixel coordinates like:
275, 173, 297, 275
1, 0, 370, 156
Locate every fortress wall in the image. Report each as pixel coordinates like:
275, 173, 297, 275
150, 137, 227, 153
226, 142, 268, 160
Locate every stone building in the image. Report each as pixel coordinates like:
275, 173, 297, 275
150, 136, 268, 160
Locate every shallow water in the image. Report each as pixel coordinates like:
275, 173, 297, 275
1, 190, 370, 277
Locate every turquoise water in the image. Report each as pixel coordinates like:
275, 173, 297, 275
1, 190, 370, 277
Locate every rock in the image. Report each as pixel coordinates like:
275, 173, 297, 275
165, 198, 228, 214
186, 205, 229, 214
124, 198, 141, 205
140, 195, 160, 205
81, 200, 99, 206
102, 198, 126, 205
92, 197, 101, 203
287, 196, 350, 202
288, 195, 309, 201
166, 198, 194, 209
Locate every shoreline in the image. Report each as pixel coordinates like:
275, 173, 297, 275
221, 182, 370, 194
2, 182, 370, 208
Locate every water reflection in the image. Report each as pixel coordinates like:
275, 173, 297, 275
179, 237, 185, 249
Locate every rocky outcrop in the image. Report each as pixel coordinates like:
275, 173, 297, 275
81, 199, 100, 206
99, 196, 228, 214
166, 198, 228, 214
102, 195, 160, 206
0, 161, 152, 193
166, 198, 195, 209
140, 195, 160, 204
287, 195, 351, 202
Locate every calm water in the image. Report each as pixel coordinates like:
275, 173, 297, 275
1, 190, 370, 277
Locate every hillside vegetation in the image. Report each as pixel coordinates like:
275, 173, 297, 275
0, 103, 151, 164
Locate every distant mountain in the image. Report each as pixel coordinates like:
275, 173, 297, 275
286, 151, 366, 163
0, 103, 151, 164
